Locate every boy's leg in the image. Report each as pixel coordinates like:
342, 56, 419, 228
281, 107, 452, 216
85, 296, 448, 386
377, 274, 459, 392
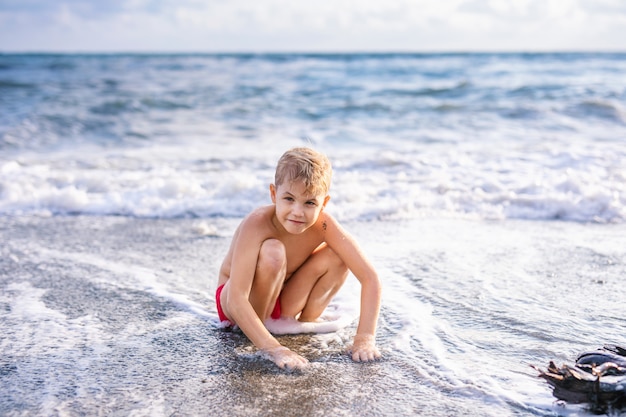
280, 244, 349, 321
249, 238, 287, 320
221, 239, 287, 322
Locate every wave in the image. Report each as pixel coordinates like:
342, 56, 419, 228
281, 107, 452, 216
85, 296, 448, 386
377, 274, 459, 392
1, 148, 624, 223
1, 53, 626, 223
88, 97, 192, 116
0, 80, 36, 89
565, 100, 626, 124
375, 81, 471, 98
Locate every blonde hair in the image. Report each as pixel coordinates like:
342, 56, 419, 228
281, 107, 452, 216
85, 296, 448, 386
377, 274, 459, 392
274, 147, 332, 196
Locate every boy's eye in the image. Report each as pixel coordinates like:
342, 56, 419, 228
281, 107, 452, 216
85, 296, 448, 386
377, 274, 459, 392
306, 201, 317, 206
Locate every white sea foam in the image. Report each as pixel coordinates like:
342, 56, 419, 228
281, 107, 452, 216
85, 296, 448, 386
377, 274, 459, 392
1, 281, 100, 354
2, 212, 625, 416
264, 277, 360, 335
360, 218, 626, 415
30, 245, 216, 323
1, 137, 624, 223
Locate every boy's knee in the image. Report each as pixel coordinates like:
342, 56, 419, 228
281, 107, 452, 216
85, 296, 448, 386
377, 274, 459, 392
312, 248, 348, 287
258, 239, 287, 273
326, 248, 348, 275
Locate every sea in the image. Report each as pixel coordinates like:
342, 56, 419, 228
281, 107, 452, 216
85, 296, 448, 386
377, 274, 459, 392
1, 53, 626, 416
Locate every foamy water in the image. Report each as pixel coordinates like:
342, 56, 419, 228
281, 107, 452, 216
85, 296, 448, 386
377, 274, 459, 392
1, 53, 625, 222
2, 216, 624, 416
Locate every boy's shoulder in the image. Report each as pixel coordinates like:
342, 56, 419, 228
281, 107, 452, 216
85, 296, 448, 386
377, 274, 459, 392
245, 205, 275, 221
238, 205, 276, 233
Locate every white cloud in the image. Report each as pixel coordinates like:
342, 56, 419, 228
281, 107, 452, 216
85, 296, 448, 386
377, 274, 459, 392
0, 0, 625, 52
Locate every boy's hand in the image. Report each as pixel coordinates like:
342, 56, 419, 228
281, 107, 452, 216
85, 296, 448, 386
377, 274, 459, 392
260, 346, 309, 370
349, 334, 381, 362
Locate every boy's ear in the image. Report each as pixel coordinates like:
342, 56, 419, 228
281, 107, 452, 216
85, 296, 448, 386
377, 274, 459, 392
269, 184, 277, 203
322, 195, 330, 208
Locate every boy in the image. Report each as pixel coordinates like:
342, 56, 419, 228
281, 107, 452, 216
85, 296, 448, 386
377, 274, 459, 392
216, 147, 381, 370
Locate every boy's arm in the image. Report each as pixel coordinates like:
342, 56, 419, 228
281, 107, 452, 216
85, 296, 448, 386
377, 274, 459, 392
324, 214, 382, 361
226, 287, 308, 369
224, 215, 308, 370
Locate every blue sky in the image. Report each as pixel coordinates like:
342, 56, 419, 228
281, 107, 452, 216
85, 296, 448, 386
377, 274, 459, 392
1, 0, 625, 52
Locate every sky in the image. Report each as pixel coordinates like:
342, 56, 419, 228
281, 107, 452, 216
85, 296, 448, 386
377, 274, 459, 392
1, 0, 626, 53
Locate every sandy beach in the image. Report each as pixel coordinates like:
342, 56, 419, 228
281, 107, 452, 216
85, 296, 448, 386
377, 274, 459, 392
0, 216, 425, 416
2, 215, 626, 416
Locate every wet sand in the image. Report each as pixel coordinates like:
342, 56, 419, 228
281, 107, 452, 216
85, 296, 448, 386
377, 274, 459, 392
2, 215, 626, 416
0, 216, 435, 416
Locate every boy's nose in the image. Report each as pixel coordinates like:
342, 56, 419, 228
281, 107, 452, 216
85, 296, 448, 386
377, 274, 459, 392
291, 204, 304, 216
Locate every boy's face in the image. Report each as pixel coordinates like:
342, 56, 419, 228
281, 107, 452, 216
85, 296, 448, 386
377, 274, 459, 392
270, 180, 329, 234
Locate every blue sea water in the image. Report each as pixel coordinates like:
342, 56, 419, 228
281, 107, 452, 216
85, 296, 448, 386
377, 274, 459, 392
1, 53, 626, 416
1, 53, 625, 222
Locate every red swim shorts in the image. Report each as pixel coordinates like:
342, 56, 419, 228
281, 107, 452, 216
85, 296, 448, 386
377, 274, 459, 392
215, 283, 281, 325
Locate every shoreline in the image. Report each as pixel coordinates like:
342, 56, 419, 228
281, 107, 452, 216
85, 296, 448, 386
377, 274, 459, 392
2, 215, 626, 416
